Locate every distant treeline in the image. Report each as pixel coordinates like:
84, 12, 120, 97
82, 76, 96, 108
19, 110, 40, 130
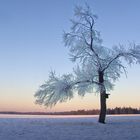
107, 107, 140, 115
51, 107, 140, 115
0, 107, 140, 115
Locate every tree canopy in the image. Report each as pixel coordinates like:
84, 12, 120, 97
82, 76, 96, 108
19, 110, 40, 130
35, 5, 140, 108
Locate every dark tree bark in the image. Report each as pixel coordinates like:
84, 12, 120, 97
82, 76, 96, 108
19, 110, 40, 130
98, 71, 107, 124
98, 90, 106, 123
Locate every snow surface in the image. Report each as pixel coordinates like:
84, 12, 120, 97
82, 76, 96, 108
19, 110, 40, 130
0, 115, 140, 140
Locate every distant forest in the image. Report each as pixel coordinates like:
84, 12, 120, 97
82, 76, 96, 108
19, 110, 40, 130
50, 107, 140, 115
0, 107, 140, 115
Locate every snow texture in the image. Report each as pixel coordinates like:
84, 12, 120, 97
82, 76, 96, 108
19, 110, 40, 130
0, 115, 140, 140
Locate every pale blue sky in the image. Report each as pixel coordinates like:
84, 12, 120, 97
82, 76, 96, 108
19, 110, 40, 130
0, 0, 140, 112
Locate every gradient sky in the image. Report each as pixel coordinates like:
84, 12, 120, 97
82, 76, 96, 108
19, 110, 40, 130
0, 0, 140, 112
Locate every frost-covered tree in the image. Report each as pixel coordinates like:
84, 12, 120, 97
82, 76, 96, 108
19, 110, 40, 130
35, 5, 140, 123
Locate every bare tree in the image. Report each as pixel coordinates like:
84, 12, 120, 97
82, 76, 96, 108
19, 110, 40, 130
34, 5, 140, 123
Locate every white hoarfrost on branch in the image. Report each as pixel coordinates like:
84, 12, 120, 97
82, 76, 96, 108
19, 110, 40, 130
35, 71, 74, 107
35, 5, 140, 110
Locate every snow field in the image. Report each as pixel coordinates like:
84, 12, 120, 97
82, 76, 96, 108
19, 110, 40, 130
0, 115, 140, 140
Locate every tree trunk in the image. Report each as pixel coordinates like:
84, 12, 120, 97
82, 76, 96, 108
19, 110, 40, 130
98, 90, 106, 123
98, 71, 107, 124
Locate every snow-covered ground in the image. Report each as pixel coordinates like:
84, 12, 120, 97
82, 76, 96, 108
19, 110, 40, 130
0, 114, 140, 140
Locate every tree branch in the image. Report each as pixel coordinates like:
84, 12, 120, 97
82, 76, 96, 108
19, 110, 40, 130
102, 51, 138, 72
102, 53, 123, 72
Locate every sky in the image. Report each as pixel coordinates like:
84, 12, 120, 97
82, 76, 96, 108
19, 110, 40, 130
0, 0, 140, 112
